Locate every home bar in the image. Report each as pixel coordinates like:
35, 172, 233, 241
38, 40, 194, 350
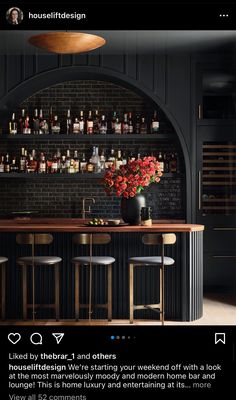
0, 30, 236, 325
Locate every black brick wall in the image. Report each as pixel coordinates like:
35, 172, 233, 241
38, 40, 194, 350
0, 80, 185, 220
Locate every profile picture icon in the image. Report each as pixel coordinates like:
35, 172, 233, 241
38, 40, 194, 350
6, 7, 23, 25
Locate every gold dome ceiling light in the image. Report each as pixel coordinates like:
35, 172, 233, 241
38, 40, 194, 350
28, 32, 106, 54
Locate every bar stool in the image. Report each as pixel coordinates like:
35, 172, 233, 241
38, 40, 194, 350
16, 233, 61, 320
72, 233, 115, 321
0, 257, 7, 320
128, 233, 176, 325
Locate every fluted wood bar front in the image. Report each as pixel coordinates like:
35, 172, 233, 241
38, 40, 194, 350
0, 219, 204, 322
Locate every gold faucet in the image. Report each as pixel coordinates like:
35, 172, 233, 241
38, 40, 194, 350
82, 197, 95, 219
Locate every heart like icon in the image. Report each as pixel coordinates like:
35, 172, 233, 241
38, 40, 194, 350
8, 333, 21, 345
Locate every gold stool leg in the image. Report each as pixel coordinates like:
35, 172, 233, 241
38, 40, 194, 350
160, 266, 165, 326
129, 263, 134, 324
75, 263, 80, 321
54, 264, 60, 321
22, 264, 27, 320
107, 264, 112, 321
1, 263, 6, 320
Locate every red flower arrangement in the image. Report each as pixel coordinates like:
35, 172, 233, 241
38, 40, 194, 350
103, 156, 162, 198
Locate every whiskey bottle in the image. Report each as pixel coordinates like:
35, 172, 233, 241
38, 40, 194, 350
9, 113, 18, 135
19, 148, 27, 172
140, 117, 147, 134
60, 155, 67, 174
115, 150, 123, 170
100, 149, 106, 171
122, 113, 129, 134
114, 117, 122, 134
38, 153, 47, 174
169, 152, 177, 173
20, 109, 31, 134
0, 156, 4, 173
4, 153, 10, 173
128, 112, 133, 134
158, 151, 164, 172
135, 114, 141, 134
111, 111, 117, 134
105, 148, 116, 168
74, 150, 80, 173
90, 146, 101, 173
10, 156, 19, 172
39, 109, 49, 134
80, 153, 87, 173
33, 109, 40, 134
99, 115, 107, 135
51, 154, 59, 174
73, 117, 80, 134
65, 150, 71, 173
151, 110, 159, 133
51, 115, 60, 134
66, 109, 72, 135
87, 110, 93, 135
79, 111, 85, 134
93, 110, 100, 134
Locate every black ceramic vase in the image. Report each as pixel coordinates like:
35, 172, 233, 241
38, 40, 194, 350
120, 193, 146, 225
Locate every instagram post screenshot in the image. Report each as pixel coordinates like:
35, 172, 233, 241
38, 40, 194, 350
0, 0, 235, 398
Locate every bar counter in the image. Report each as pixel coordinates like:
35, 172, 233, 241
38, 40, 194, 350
0, 219, 204, 322
0, 218, 204, 232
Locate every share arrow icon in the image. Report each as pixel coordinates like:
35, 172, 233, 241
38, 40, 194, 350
52, 333, 64, 344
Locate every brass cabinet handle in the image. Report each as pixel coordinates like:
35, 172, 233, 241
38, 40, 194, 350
198, 104, 202, 119
212, 255, 236, 258
213, 228, 236, 231
198, 170, 202, 210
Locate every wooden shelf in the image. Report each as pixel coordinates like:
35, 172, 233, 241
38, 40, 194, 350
0, 172, 180, 179
0, 133, 175, 142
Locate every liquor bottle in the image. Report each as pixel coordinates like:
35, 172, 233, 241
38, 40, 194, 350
87, 110, 93, 135
90, 146, 101, 173
114, 117, 122, 134
140, 117, 147, 134
169, 152, 177, 173
163, 152, 169, 173
39, 109, 49, 134
128, 151, 136, 162
122, 151, 127, 165
93, 110, 100, 134
60, 155, 67, 174
27, 151, 37, 173
80, 153, 87, 173
105, 148, 116, 169
66, 109, 72, 135
68, 155, 75, 174
111, 111, 117, 134
150, 110, 159, 133
73, 117, 80, 134
19, 148, 27, 172
115, 150, 123, 170
10, 156, 19, 172
157, 151, 164, 172
9, 113, 18, 135
73, 150, 80, 173
122, 113, 129, 134
99, 115, 107, 135
128, 112, 133, 134
86, 149, 95, 173
33, 109, 40, 134
51, 115, 60, 134
38, 153, 47, 174
79, 111, 85, 134
0, 156, 4, 173
100, 149, 106, 171
20, 109, 31, 134
49, 105, 54, 134
51, 154, 59, 174
4, 153, 10, 173
135, 114, 141, 134
65, 150, 71, 173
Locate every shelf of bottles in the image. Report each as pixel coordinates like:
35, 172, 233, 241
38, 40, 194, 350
0, 108, 173, 137
201, 141, 236, 214
0, 146, 179, 178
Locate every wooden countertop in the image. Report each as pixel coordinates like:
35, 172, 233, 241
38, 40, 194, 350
0, 218, 204, 232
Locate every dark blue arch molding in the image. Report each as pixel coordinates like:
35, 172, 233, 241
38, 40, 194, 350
0, 65, 191, 221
